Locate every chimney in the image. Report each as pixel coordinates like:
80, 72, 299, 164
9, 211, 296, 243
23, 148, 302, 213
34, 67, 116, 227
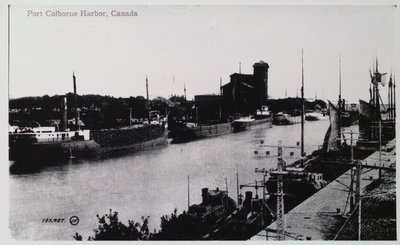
201, 188, 209, 205
73, 72, 79, 130
243, 191, 253, 209
59, 96, 68, 131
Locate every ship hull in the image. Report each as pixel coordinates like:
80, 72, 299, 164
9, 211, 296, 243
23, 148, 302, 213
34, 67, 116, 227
9, 125, 168, 161
169, 118, 272, 142
169, 122, 234, 142
232, 117, 272, 132
273, 114, 301, 125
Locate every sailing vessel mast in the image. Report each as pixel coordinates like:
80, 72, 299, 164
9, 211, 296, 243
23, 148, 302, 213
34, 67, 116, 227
338, 56, 342, 132
184, 82, 187, 102
146, 75, 150, 123
394, 75, 396, 119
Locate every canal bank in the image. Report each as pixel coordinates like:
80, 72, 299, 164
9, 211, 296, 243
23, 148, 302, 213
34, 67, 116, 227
250, 139, 396, 241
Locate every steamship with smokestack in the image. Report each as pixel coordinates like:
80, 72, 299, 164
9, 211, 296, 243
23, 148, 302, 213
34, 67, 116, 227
9, 73, 168, 161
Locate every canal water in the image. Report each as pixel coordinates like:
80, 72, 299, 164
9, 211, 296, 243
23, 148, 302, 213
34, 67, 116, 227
9, 120, 330, 240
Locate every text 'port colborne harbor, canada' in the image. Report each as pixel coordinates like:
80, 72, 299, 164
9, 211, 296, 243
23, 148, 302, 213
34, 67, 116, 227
9, 51, 396, 241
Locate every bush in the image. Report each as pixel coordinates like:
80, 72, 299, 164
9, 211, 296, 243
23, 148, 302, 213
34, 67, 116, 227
74, 209, 150, 240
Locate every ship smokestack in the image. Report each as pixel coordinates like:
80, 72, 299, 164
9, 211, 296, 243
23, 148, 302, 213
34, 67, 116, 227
60, 96, 67, 131
201, 188, 209, 205
243, 191, 253, 210
73, 72, 79, 130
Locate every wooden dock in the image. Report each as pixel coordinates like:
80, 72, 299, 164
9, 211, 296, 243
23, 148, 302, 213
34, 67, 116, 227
250, 139, 396, 241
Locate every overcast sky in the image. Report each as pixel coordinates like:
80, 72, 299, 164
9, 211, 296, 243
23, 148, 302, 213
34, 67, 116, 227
9, 5, 397, 103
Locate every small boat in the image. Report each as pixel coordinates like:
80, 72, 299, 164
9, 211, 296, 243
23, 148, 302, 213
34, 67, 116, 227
273, 112, 301, 125
305, 111, 328, 121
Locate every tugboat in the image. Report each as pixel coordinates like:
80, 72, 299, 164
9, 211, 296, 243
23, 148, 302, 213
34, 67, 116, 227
185, 188, 237, 224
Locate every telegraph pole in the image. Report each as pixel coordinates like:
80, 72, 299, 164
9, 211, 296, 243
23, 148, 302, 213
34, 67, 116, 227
349, 131, 355, 211
378, 120, 382, 179
357, 160, 362, 240
276, 143, 285, 241
236, 165, 240, 205
187, 176, 190, 209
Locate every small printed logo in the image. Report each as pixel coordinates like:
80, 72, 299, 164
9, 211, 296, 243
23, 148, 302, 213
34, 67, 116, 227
69, 216, 80, 226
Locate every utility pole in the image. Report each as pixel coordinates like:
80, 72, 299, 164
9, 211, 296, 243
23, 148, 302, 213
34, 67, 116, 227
255, 168, 268, 230
187, 176, 190, 209
236, 165, 240, 205
378, 120, 382, 179
357, 160, 362, 240
349, 131, 355, 211
276, 143, 285, 241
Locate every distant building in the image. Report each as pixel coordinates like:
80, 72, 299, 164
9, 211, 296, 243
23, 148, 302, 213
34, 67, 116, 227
222, 61, 269, 116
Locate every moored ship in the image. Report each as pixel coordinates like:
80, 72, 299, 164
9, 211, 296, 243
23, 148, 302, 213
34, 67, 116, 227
357, 60, 396, 151
9, 73, 168, 161
169, 107, 272, 142
9, 124, 167, 161
232, 106, 272, 132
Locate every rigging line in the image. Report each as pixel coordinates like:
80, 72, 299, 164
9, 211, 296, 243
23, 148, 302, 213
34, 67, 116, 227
334, 179, 351, 189
377, 92, 387, 111
333, 202, 360, 240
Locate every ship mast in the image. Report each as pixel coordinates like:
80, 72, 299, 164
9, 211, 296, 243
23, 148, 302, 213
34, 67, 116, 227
338, 56, 342, 133
394, 75, 396, 119
184, 82, 187, 102
146, 75, 150, 123
219, 78, 223, 120
301, 49, 305, 158
388, 74, 393, 120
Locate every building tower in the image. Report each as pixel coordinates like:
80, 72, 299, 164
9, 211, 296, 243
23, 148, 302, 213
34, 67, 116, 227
253, 61, 269, 109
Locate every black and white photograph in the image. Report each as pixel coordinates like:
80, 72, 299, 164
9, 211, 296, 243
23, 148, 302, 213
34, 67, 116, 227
2, 1, 398, 242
